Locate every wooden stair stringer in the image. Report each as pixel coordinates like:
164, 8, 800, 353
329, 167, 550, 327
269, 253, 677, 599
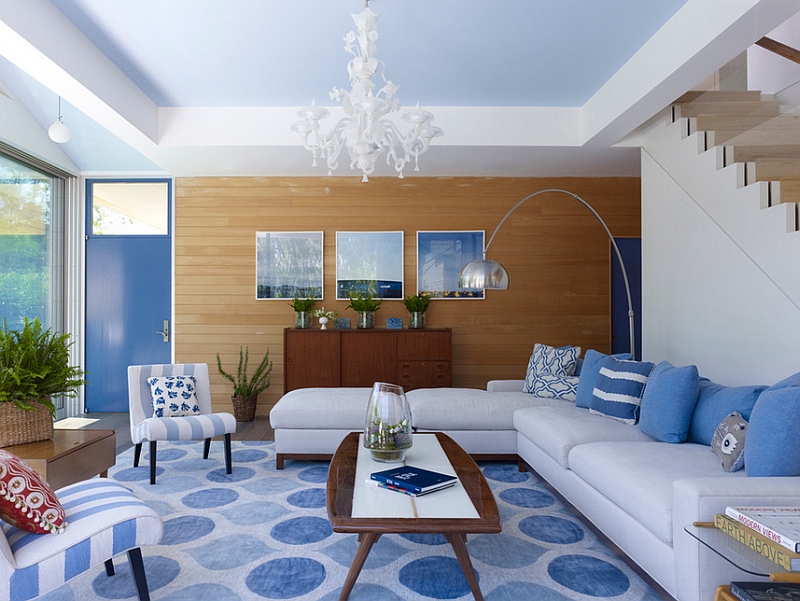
642, 115, 800, 304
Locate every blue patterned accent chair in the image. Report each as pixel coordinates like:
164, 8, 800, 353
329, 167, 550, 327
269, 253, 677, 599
127, 363, 237, 484
0, 479, 163, 601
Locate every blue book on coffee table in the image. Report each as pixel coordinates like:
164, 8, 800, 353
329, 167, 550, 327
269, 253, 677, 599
370, 465, 457, 494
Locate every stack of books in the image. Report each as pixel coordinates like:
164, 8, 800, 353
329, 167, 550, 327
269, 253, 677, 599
712, 506, 800, 601
368, 465, 457, 497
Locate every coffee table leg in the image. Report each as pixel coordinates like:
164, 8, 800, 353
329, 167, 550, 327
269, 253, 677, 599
444, 532, 484, 601
338, 532, 381, 601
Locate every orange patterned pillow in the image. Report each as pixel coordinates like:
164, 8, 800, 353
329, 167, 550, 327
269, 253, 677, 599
0, 450, 67, 534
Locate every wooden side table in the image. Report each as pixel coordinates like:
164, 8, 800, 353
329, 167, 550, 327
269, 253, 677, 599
4, 429, 116, 491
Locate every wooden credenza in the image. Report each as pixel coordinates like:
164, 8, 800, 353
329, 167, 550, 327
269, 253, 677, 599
284, 327, 452, 392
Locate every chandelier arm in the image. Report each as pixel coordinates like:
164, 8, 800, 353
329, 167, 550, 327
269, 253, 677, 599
484, 189, 636, 358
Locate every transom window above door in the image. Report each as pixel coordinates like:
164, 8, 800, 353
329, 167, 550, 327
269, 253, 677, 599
90, 181, 169, 236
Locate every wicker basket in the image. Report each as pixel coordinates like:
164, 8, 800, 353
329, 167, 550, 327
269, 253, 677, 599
232, 394, 258, 422
0, 401, 54, 447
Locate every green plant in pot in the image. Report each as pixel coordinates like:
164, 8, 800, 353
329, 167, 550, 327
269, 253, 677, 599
289, 298, 315, 329
0, 317, 87, 447
216, 346, 273, 422
346, 292, 382, 329
403, 293, 430, 329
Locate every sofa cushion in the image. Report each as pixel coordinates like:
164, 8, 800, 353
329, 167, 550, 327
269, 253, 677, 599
574, 350, 632, 408
746, 374, 800, 477
711, 411, 747, 472
589, 357, 655, 425
686, 380, 766, 446
523, 343, 581, 393
408, 388, 564, 430
269, 387, 372, 430
568, 441, 745, 545
638, 362, 700, 443
513, 405, 654, 469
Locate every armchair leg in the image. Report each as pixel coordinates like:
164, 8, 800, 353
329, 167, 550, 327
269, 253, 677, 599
105, 558, 115, 576
149, 441, 157, 485
127, 547, 151, 601
133, 443, 142, 467
203, 438, 211, 459
224, 433, 232, 474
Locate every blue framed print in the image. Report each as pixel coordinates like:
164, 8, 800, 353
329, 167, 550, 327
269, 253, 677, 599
336, 231, 404, 300
256, 231, 324, 299
386, 317, 403, 329
417, 230, 485, 299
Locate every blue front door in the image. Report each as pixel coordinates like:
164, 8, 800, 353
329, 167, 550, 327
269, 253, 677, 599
84, 180, 172, 412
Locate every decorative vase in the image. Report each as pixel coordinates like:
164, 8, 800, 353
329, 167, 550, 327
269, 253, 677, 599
363, 382, 413, 462
0, 401, 54, 447
319, 316, 329, 330
231, 393, 258, 422
357, 311, 374, 329
409, 311, 425, 329
295, 311, 311, 329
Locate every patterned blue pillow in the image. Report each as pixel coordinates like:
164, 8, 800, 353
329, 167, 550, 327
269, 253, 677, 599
148, 375, 201, 418
523, 343, 581, 393
589, 357, 655, 425
531, 374, 579, 401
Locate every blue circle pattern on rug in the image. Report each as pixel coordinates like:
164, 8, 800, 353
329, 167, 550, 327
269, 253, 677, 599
181, 486, 238, 508
548, 554, 631, 597
399, 556, 474, 599
247, 557, 327, 598
53, 440, 653, 601
271, 515, 332, 545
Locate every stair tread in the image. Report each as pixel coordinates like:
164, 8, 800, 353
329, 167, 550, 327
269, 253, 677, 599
674, 90, 764, 103
733, 145, 800, 161
677, 101, 781, 117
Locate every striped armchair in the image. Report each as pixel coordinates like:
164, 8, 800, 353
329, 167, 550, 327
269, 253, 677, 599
127, 363, 237, 484
0, 479, 163, 601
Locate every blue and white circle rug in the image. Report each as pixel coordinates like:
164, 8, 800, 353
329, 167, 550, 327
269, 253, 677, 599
42, 441, 663, 601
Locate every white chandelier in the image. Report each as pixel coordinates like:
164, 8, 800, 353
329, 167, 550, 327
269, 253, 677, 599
291, 1, 443, 183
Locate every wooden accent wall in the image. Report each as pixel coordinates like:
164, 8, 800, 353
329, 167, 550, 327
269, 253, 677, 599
175, 176, 641, 414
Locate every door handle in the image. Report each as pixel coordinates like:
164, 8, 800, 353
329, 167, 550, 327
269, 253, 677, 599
156, 320, 169, 343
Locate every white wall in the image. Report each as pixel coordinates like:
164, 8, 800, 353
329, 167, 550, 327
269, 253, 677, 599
641, 113, 800, 386
748, 11, 800, 97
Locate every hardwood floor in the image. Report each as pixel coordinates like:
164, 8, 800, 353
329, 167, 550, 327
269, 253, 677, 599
56, 413, 274, 456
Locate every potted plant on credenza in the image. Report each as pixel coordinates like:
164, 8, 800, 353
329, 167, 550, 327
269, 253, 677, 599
216, 346, 273, 422
0, 317, 87, 447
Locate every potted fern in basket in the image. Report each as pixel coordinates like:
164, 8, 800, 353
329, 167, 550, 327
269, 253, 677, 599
0, 317, 87, 447
216, 346, 273, 422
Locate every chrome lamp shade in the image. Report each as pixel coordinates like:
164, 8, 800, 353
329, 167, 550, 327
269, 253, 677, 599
458, 259, 509, 290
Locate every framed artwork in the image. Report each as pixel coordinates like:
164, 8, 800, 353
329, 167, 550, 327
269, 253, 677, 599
336, 231, 404, 300
417, 230, 485, 299
256, 231, 323, 300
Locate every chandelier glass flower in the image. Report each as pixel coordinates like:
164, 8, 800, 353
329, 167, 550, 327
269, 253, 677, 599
291, 2, 443, 182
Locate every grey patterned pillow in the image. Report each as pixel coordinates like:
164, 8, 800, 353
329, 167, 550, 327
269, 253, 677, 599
711, 411, 748, 472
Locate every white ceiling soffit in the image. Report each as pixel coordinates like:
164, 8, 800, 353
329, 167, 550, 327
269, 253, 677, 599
0, 0, 798, 177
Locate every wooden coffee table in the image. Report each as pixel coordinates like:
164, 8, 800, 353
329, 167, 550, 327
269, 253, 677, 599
4, 429, 116, 491
327, 431, 501, 601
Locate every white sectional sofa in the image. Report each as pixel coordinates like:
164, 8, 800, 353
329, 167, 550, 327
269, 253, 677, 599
269, 352, 800, 601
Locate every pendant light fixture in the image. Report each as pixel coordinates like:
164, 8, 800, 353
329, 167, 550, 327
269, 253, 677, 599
48, 96, 71, 144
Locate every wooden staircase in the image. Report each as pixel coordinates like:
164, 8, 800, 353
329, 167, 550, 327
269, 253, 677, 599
671, 90, 800, 209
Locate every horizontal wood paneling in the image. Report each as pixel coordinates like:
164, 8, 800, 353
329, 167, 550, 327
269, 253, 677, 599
174, 176, 640, 414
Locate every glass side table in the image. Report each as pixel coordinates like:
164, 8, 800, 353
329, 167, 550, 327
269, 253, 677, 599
685, 522, 800, 601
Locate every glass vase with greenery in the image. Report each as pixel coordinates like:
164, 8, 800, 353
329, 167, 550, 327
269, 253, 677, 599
346, 293, 382, 329
289, 298, 315, 329
403, 293, 430, 329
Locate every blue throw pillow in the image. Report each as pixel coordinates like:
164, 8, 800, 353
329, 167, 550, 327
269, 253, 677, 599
638, 362, 700, 443
589, 357, 655, 425
686, 380, 766, 446
575, 349, 633, 408
745, 373, 800, 477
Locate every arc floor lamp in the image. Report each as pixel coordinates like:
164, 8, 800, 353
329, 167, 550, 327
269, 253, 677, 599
458, 188, 636, 358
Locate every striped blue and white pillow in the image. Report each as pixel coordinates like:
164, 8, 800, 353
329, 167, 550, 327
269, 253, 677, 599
589, 357, 655, 424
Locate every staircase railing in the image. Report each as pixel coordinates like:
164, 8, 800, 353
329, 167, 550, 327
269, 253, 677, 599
756, 37, 800, 65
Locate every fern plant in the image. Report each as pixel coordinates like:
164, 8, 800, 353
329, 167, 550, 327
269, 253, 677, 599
216, 346, 273, 398
0, 317, 87, 415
